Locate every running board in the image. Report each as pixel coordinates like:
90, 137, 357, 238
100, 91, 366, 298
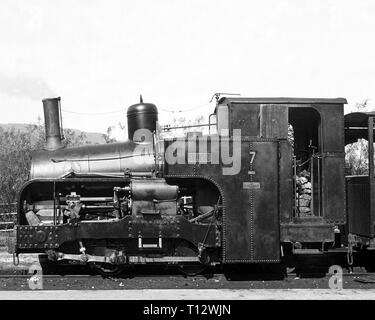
292, 249, 323, 255
128, 256, 200, 264
56, 253, 200, 264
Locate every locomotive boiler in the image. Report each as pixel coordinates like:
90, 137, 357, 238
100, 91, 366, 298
8, 95, 375, 276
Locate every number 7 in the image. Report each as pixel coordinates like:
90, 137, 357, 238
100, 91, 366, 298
249, 151, 256, 164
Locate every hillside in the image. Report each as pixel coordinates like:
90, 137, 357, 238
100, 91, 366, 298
0, 123, 107, 145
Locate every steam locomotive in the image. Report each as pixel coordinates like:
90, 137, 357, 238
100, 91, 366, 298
7, 95, 375, 276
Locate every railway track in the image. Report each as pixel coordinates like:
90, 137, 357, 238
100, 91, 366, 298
1, 250, 375, 282
1, 268, 375, 279
1, 254, 375, 291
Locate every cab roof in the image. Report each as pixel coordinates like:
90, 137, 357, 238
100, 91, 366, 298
218, 97, 347, 105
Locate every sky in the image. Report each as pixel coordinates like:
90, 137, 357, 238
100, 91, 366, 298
1, 0, 375, 140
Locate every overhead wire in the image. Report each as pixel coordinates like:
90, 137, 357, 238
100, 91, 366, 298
158, 102, 213, 114
61, 101, 214, 116
61, 109, 124, 116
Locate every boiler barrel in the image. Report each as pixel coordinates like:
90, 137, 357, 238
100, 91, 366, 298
30, 141, 155, 179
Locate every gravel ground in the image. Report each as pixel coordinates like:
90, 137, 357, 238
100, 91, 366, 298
1, 272, 375, 291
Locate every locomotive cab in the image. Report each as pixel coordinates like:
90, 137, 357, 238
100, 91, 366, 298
216, 98, 347, 256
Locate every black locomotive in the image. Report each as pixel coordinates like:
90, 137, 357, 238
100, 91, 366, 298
7, 95, 375, 276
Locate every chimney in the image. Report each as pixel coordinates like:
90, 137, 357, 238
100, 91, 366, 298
42, 97, 64, 150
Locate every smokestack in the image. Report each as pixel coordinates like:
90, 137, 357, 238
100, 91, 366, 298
42, 97, 64, 150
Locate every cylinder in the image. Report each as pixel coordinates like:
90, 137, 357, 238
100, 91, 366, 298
43, 97, 64, 151
131, 180, 179, 200
127, 101, 158, 142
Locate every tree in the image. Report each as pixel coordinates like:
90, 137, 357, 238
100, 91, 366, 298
345, 99, 371, 175
62, 128, 88, 147
102, 126, 117, 144
0, 128, 34, 213
161, 115, 206, 138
